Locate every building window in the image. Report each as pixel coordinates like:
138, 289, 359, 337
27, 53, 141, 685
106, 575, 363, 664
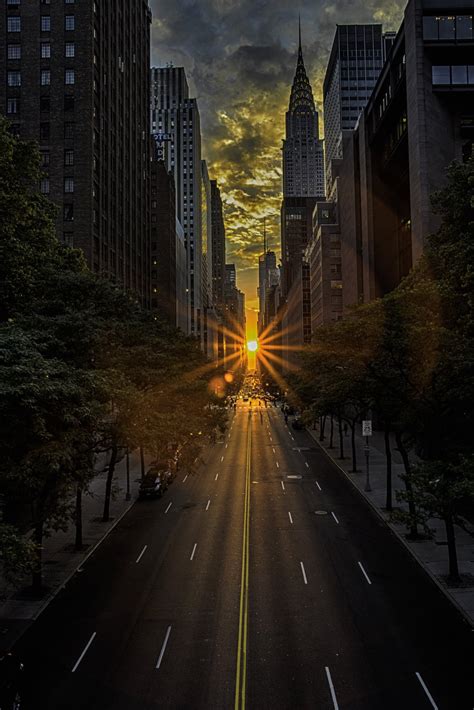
41, 70, 51, 85
40, 96, 50, 112
63, 233, 74, 247
423, 14, 473, 41
64, 122, 74, 139
456, 15, 473, 40
65, 15, 75, 31
40, 122, 50, 141
452, 65, 468, 84
64, 149, 74, 166
65, 42, 75, 57
41, 16, 51, 32
64, 204, 74, 221
7, 0, 21, 5
7, 17, 21, 32
65, 69, 75, 85
7, 44, 21, 59
7, 98, 18, 114
64, 177, 74, 193
7, 71, 21, 86
41, 43, 51, 58
40, 178, 50, 194
41, 151, 49, 167
64, 95, 74, 111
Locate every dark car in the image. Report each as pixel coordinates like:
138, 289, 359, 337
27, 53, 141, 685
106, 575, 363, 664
291, 417, 304, 430
139, 470, 167, 499
0, 652, 24, 709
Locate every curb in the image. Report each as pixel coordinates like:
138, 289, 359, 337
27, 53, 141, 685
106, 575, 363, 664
307, 427, 474, 630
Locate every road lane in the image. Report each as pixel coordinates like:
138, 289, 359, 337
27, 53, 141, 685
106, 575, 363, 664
255, 406, 473, 709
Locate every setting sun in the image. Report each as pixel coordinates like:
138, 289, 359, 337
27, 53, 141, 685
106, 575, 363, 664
247, 340, 259, 353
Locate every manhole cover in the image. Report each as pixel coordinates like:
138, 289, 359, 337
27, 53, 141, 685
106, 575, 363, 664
314, 510, 328, 515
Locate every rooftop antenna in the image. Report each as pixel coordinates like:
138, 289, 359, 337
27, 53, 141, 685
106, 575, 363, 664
263, 217, 267, 254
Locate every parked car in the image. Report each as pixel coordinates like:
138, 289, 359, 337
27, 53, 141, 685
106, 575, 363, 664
292, 417, 304, 430
0, 652, 24, 710
139, 469, 167, 499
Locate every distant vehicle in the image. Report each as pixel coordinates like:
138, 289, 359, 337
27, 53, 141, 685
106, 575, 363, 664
139, 469, 168, 499
292, 418, 304, 430
0, 652, 24, 710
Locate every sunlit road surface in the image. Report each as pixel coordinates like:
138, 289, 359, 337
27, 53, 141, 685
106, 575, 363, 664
14, 397, 474, 709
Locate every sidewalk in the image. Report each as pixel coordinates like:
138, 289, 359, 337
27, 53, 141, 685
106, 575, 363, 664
0, 449, 150, 649
306, 423, 474, 626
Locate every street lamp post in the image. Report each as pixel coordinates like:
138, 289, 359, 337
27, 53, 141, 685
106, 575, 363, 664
364, 437, 372, 492
125, 447, 131, 501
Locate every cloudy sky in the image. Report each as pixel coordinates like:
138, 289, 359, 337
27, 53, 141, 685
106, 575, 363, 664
149, 0, 405, 330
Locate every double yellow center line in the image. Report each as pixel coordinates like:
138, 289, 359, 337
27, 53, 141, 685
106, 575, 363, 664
235, 423, 251, 709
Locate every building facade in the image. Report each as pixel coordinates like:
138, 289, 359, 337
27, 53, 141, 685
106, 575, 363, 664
151, 66, 203, 338
257, 250, 279, 335
210, 180, 226, 308
323, 24, 389, 199
150, 159, 187, 330
338, 0, 474, 308
1, 0, 152, 305
305, 202, 343, 331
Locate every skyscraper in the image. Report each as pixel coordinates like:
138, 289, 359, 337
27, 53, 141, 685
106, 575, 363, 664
1, 0, 152, 306
210, 181, 226, 308
282, 22, 325, 199
281, 23, 325, 299
258, 250, 279, 335
323, 25, 391, 198
150, 66, 203, 338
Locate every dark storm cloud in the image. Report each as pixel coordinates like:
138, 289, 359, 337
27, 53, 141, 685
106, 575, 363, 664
150, 0, 405, 308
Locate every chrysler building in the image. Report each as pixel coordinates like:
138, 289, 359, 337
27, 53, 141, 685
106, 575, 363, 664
282, 24, 325, 198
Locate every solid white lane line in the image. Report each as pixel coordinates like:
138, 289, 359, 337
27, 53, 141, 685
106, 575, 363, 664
358, 561, 372, 585
156, 626, 172, 669
300, 561, 308, 585
331, 512, 340, 525
72, 632, 97, 673
325, 667, 339, 710
305, 461, 309, 468
415, 672, 438, 709
206, 499, 211, 511
215, 473, 219, 481
221, 455, 224, 462
135, 545, 147, 564
164, 501, 172, 514
288, 512, 293, 524
315, 481, 322, 491
281, 481, 285, 491
190, 543, 197, 561
182, 475, 188, 483
276, 461, 280, 468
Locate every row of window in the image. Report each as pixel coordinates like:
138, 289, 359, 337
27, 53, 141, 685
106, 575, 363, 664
7, 42, 75, 59
40, 177, 75, 194
7, 95, 77, 113
7, 15, 75, 32
7, 0, 75, 5
422, 15, 473, 41
432, 65, 474, 85
7, 69, 75, 85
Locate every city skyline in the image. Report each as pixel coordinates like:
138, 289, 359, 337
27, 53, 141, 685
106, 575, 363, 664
149, 0, 407, 322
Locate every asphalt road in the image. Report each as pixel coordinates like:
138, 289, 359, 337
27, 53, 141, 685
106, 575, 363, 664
14, 401, 474, 709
